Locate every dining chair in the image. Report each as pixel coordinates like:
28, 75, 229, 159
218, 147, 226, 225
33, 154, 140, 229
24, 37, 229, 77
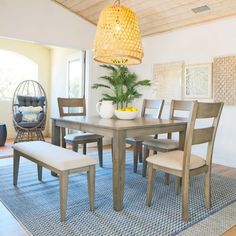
146, 101, 223, 222
126, 99, 164, 173
57, 97, 104, 167
142, 100, 193, 178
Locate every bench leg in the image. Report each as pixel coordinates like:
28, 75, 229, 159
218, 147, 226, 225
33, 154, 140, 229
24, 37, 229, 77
13, 150, 20, 186
97, 138, 103, 167
37, 164, 42, 181
87, 166, 95, 211
60, 172, 68, 222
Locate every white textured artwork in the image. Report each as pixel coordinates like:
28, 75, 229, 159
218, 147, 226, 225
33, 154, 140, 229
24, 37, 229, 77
152, 62, 183, 102
184, 63, 212, 98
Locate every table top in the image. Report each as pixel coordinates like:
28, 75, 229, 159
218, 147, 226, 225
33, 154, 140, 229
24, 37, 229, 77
52, 115, 187, 131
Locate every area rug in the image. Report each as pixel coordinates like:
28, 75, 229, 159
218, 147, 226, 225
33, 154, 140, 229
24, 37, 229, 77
0, 151, 236, 236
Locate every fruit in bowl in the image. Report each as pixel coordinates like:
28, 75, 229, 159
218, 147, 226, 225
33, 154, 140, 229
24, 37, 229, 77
115, 106, 138, 120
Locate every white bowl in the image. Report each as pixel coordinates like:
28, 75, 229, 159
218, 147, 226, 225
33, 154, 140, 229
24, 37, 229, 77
114, 110, 138, 120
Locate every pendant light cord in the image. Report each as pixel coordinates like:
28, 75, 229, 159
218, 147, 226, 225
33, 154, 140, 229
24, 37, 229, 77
114, 0, 120, 5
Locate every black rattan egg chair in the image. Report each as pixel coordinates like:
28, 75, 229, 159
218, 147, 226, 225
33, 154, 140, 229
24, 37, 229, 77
12, 80, 47, 143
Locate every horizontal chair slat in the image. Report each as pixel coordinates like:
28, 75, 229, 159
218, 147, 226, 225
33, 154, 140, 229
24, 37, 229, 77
173, 100, 193, 111
192, 127, 214, 145
197, 103, 222, 118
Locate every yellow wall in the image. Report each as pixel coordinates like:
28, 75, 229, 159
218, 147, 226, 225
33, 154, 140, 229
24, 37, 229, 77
0, 38, 51, 138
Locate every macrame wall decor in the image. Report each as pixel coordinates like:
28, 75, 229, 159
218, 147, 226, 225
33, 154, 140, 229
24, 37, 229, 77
213, 56, 236, 105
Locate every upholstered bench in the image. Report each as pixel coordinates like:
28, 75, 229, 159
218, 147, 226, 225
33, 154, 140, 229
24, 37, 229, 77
12, 141, 98, 222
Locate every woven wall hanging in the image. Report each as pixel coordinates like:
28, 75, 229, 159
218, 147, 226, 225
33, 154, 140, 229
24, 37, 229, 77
213, 56, 236, 105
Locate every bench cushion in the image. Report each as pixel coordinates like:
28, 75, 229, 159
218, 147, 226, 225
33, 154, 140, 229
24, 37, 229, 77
13, 141, 98, 171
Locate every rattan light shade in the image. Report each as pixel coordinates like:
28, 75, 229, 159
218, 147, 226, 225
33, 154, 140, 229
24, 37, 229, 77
93, 3, 144, 65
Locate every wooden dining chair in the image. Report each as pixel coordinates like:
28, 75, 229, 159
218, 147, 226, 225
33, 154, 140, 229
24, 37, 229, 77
57, 97, 104, 167
142, 100, 193, 178
146, 101, 223, 222
126, 99, 164, 173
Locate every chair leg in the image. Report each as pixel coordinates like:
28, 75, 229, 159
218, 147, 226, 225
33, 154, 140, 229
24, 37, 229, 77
175, 177, 181, 194
60, 171, 68, 222
87, 166, 95, 211
72, 142, 78, 152
133, 143, 139, 173
164, 173, 170, 185
182, 174, 190, 222
97, 138, 103, 167
37, 164, 42, 181
111, 138, 114, 161
138, 142, 143, 163
142, 146, 150, 177
204, 170, 211, 209
83, 143, 87, 154
146, 163, 156, 207
13, 151, 20, 186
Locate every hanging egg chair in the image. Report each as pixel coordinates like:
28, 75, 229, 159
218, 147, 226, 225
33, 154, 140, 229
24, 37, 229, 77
12, 80, 47, 143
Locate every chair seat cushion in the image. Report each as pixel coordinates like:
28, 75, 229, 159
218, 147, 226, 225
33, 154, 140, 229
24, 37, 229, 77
146, 150, 206, 171
64, 132, 103, 142
126, 135, 154, 143
13, 141, 98, 171
143, 139, 179, 151
18, 121, 42, 128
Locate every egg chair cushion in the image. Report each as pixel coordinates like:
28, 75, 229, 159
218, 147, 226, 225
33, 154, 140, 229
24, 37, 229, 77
19, 106, 43, 122
18, 96, 45, 107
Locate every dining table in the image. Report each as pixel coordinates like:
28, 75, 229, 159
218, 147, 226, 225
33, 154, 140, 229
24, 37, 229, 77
51, 115, 187, 211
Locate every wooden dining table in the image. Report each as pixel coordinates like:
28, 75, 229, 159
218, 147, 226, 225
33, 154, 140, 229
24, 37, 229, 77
51, 115, 187, 211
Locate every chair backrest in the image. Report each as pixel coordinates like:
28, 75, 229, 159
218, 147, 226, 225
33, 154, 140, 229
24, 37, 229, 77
169, 100, 194, 121
141, 99, 164, 119
183, 101, 223, 173
57, 97, 86, 117
167, 100, 194, 139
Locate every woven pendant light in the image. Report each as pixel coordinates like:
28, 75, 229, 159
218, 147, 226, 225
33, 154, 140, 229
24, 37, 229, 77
93, 0, 144, 65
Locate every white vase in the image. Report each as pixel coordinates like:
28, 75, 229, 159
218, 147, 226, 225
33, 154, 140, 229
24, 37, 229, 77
96, 100, 114, 118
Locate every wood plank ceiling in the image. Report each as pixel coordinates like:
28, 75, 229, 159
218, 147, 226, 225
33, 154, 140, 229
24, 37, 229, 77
54, 0, 236, 36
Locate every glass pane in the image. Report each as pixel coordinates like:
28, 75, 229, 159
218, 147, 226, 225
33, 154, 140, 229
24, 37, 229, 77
68, 59, 83, 98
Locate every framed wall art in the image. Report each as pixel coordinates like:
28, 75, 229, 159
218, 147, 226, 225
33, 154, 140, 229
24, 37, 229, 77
184, 63, 212, 99
152, 61, 184, 102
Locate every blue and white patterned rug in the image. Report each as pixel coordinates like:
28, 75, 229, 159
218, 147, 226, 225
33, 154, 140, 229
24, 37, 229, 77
0, 151, 236, 236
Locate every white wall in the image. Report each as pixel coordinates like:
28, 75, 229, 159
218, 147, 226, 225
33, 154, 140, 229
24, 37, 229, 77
0, 0, 96, 49
130, 17, 236, 168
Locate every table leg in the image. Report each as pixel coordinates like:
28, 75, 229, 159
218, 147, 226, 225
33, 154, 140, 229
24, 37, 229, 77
52, 119, 61, 146
61, 128, 66, 148
51, 119, 60, 177
112, 130, 126, 211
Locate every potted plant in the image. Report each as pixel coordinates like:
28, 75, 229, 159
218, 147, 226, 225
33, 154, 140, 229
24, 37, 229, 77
92, 65, 151, 118
92, 64, 151, 119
